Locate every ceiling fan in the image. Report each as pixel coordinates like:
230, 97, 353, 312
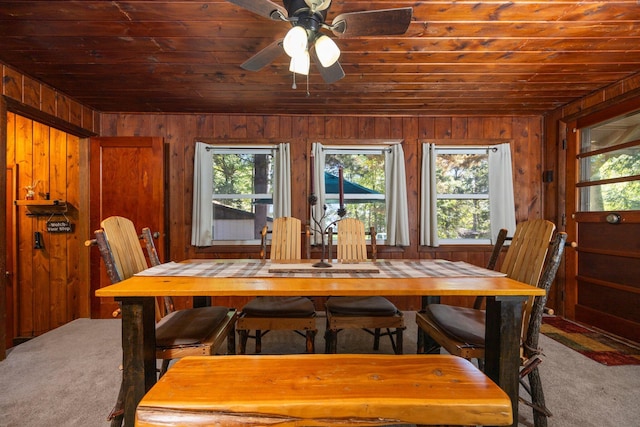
227, 0, 413, 83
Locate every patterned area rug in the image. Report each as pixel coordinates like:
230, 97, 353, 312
541, 316, 640, 366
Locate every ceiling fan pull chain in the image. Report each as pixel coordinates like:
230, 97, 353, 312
292, 72, 297, 90
306, 74, 310, 97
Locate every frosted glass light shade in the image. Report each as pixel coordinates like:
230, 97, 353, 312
283, 26, 308, 58
289, 51, 310, 75
314, 35, 340, 67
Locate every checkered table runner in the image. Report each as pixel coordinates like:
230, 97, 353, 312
135, 259, 505, 279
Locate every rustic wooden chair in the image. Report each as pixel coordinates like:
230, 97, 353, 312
415, 219, 565, 427
416, 219, 555, 359
236, 216, 317, 354
324, 218, 405, 354
88, 216, 238, 427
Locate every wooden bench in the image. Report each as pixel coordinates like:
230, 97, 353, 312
135, 354, 513, 426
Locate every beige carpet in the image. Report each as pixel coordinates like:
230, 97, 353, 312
1, 312, 639, 426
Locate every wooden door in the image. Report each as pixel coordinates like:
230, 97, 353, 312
89, 137, 166, 318
565, 113, 640, 343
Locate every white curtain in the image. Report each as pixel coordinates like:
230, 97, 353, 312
488, 143, 517, 240
310, 142, 326, 245
273, 143, 291, 217
420, 143, 439, 246
191, 142, 214, 246
385, 144, 410, 246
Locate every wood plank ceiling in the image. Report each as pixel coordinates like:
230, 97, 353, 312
1, 1, 639, 116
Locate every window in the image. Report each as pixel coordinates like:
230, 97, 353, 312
210, 147, 275, 242
322, 147, 386, 240
435, 147, 490, 243
578, 110, 640, 212
421, 142, 515, 246
192, 142, 287, 246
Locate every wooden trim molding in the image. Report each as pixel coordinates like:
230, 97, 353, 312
2, 96, 96, 138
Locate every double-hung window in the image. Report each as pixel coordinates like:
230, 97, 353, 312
322, 147, 386, 239
192, 142, 287, 246
435, 147, 490, 243
421, 143, 516, 246
211, 146, 275, 242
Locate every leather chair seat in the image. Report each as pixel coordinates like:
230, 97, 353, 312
326, 296, 399, 316
242, 296, 315, 318
425, 304, 486, 347
156, 306, 232, 348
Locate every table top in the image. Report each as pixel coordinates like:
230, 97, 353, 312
96, 259, 544, 298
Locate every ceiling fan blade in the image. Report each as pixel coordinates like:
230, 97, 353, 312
226, 0, 287, 21
310, 48, 345, 83
241, 39, 284, 71
331, 7, 413, 37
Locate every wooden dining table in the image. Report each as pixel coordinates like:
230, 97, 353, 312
96, 259, 544, 427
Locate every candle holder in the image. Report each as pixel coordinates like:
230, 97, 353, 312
309, 193, 346, 268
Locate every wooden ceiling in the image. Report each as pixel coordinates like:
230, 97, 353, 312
1, 1, 639, 116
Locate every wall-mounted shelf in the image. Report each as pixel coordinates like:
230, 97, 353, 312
14, 199, 68, 216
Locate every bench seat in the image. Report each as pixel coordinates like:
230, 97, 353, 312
135, 354, 512, 427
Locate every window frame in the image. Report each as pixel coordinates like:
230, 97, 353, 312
320, 145, 388, 241
208, 144, 279, 245
433, 145, 492, 245
577, 111, 640, 212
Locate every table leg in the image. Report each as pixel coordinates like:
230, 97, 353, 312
118, 297, 157, 427
193, 296, 211, 308
484, 296, 525, 427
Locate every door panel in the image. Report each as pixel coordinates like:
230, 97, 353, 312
573, 212, 640, 342
89, 137, 165, 318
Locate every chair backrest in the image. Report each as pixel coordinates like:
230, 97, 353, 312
487, 228, 509, 271
500, 219, 556, 286
336, 218, 377, 262
95, 216, 169, 319
266, 217, 302, 261
101, 216, 149, 280
473, 228, 509, 309
524, 231, 568, 353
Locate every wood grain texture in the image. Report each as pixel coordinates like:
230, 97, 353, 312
96, 273, 544, 299
2, 1, 640, 115
135, 354, 513, 427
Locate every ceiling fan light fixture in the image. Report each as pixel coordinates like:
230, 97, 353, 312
289, 51, 310, 75
304, 0, 332, 12
314, 34, 340, 67
283, 26, 308, 58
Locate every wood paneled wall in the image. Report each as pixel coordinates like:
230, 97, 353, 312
6, 112, 85, 337
1, 63, 98, 133
1, 62, 98, 356
100, 113, 544, 311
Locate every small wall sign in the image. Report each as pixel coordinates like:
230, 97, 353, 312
46, 220, 74, 233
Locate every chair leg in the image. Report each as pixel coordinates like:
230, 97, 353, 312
373, 328, 381, 350
237, 329, 248, 354
227, 327, 236, 355
159, 359, 171, 377
529, 367, 551, 427
416, 327, 425, 354
255, 330, 262, 354
324, 329, 337, 353
107, 374, 126, 427
394, 328, 404, 355
306, 330, 317, 353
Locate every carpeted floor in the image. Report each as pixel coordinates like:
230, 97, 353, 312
1, 314, 639, 426
541, 316, 640, 366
